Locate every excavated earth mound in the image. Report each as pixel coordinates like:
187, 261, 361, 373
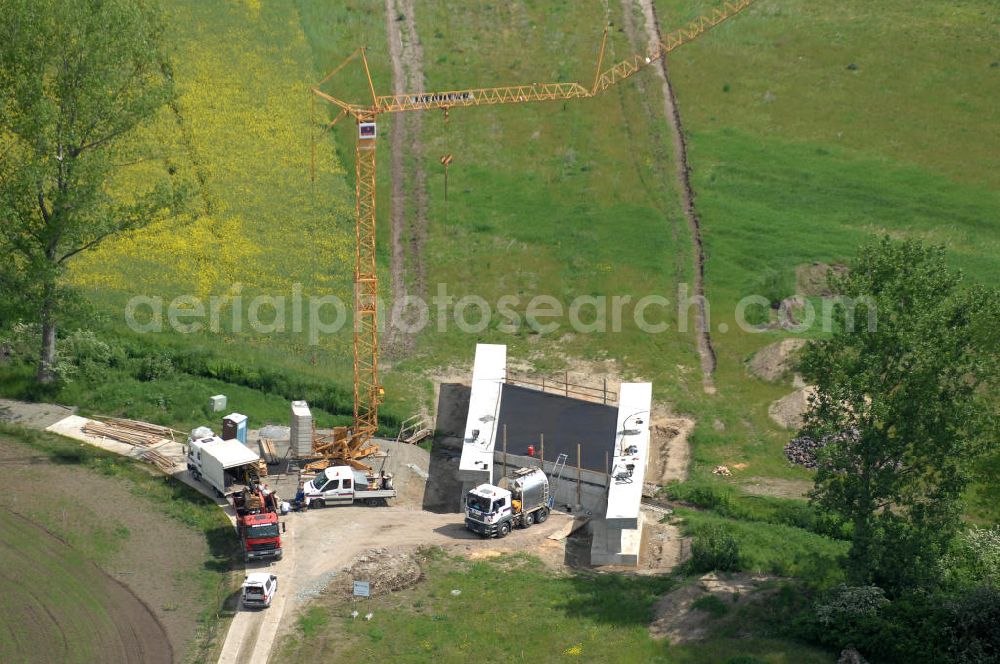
747, 338, 807, 382
338, 548, 423, 597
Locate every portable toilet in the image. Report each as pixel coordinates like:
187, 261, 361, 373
223, 413, 249, 444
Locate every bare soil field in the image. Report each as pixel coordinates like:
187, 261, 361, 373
0, 436, 211, 663
0, 510, 171, 664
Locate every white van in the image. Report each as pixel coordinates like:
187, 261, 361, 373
241, 573, 277, 608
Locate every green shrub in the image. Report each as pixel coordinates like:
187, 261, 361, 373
691, 593, 729, 617
795, 585, 1000, 663
690, 525, 742, 573
944, 586, 1000, 664
940, 526, 1000, 590
664, 480, 850, 541
814, 584, 888, 629
132, 354, 175, 382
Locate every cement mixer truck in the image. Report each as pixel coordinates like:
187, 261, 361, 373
465, 467, 552, 538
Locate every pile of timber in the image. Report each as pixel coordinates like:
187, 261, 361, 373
82, 417, 179, 448
141, 449, 178, 473
258, 438, 278, 465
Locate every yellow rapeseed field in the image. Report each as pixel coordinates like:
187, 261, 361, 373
71, 0, 354, 305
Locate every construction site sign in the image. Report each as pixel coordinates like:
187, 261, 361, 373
353, 580, 370, 597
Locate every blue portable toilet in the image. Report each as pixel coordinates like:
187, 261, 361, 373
223, 413, 249, 445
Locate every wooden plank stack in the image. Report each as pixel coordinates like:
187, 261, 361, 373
82, 417, 177, 447
81, 417, 184, 474
141, 449, 178, 473
258, 438, 278, 465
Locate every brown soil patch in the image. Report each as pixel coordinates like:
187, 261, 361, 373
0, 436, 211, 661
338, 548, 423, 596
747, 338, 807, 382
649, 572, 777, 643
0, 398, 75, 429
796, 262, 848, 296
639, 508, 690, 571
0, 511, 172, 664
768, 385, 817, 430
648, 412, 694, 484
467, 549, 504, 560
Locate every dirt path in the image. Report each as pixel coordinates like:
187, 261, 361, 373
385, 0, 429, 355
217, 538, 291, 664
640, 506, 690, 571
628, 0, 718, 394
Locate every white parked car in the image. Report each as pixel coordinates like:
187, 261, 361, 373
241, 573, 277, 609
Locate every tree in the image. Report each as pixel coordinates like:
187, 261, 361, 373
0, 0, 183, 382
800, 237, 999, 593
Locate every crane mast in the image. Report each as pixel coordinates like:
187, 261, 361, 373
309, 0, 755, 469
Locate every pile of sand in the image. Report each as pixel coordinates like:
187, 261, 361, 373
796, 262, 848, 296
747, 338, 807, 382
768, 385, 817, 430
649, 572, 776, 643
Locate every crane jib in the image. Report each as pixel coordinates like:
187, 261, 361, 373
310, 0, 756, 463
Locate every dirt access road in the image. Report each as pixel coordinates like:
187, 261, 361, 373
217, 439, 573, 664
219, 506, 573, 663
384, 0, 429, 357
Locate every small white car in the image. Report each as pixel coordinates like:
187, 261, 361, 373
241, 573, 277, 609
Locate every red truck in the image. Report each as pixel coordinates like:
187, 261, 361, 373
232, 486, 283, 563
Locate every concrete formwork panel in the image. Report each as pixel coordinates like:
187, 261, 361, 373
605, 382, 652, 528
591, 382, 652, 565
458, 344, 506, 489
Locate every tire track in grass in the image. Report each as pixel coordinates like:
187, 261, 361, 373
385, 0, 429, 357
617, 0, 684, 279
634, 0, 719, 394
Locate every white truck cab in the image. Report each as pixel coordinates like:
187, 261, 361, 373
466, 485, 515, 536
241, 573, 277, 609
465, 467, 551, 538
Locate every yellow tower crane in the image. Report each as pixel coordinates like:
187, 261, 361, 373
307, 0, 755, 471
